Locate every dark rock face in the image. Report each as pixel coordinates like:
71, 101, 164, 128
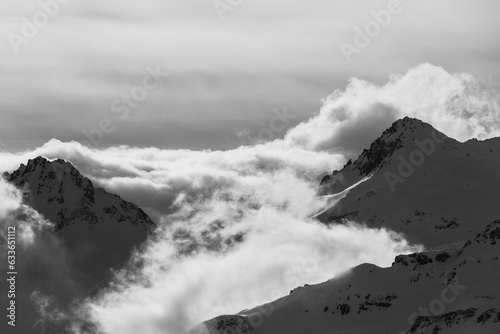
394, 252, 434, 268
320, 117, 419, 185
414, 254, 434, 265
477, 309, 498, 324
336, 303, 351, 315
355, 133, 404, 176
328, 211, 359, 224
475, 220, 500, 245
357, 294, 398, 314
409, 308, 479, 333
435, 252, 451, 262
188, 315, 255, 334
320, 175, 332, 185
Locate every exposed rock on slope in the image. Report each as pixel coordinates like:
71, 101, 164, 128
318, 117, 500, 247
3, 156, 154, 231
1, 156, 156, 334
194, 218, 500, 334
3, 156, 155, 287
194, 117, 500, 334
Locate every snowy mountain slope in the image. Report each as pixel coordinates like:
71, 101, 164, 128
318, 117, 500, 247
1, 157, 156, 334
3, 156, 154, 232
191, 117, 500, 334
190, 215, 500, 334
3, 156, 155, 286
4, 157, 154, 281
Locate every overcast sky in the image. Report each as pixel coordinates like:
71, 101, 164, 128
1, 0, 500, 151
2, 3, 500, 332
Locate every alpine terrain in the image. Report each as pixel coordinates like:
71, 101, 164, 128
1, 157, 155, 334
190, 117, 500, 334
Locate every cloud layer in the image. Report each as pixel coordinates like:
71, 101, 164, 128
1, 63, 499, 333
0, 140, 421, 334
0, 178, 80, 333
0, 136, 421, 334
282, 64, 500, 156
2, 1, 500, 150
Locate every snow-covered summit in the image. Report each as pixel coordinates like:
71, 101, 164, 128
318, 117, 500, 246
3, 156, 156, 297
321, 117, 449, 188
3, 156, 154, 231
192, 117, 500, 334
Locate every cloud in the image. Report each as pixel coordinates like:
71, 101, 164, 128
0, 138, 344, 217
282, 64, 500, 156
5, 61, 499, 218
0, 177, 22, 221
0, 138, 420, 334
2, 0, 500, 151
0, 178, 83, 333
1, 63, 498, 334
76, 180, 422, 334
0, 177, 52, 244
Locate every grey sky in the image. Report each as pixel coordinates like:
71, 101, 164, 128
1, 0, 499, 151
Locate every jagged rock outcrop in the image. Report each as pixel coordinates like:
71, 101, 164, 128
474, 220, 500, 245
320, 117, 439, 189
3, 155, 158, 290
317, 117, 500, 247
188, 315, 255, 334
3, 156, 155, 231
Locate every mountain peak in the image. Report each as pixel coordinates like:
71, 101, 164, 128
27, 155, 74, 168
4, 156, 154, 232
319, 117, 450, 191
349, 117, 443, 176
5, 156, 84, 185
21, 155, 71, 170
392, 116, 426, 128
3, 157, 158, 322
384, 116, 438, 140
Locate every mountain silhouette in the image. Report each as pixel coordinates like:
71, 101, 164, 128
2, 156, 155, 334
